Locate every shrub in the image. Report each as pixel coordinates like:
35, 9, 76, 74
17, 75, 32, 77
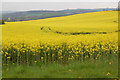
0, 19, 5, 24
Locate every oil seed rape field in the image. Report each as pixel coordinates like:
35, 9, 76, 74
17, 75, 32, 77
1, 11, 119, 78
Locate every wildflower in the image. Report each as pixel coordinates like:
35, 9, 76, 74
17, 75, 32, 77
106, 72, 111, 76
7, 57, 11, 59
41, 57, 44, 60
109, 62, 112, 65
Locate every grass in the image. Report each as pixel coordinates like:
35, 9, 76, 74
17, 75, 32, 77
3, 56, 118, 78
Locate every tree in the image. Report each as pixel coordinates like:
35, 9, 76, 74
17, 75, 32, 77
0, 20, 5, 24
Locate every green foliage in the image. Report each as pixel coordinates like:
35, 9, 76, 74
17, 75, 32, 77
0, 20, 5, 24
3, 56, 118, 78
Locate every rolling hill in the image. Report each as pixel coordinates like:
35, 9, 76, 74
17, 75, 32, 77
2, 11, 118, 35
1, 10, 118, 78
2, 8, 117, 22
1, 10, 118, 45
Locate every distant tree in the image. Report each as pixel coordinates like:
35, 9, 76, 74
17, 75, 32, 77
0, 19, 5, 24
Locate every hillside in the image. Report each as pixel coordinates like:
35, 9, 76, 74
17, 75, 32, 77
2, 10, 118, 78
2, 11, 118, 37
2, 8, 117, 22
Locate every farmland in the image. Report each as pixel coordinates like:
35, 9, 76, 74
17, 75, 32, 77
1, 11, 119, 78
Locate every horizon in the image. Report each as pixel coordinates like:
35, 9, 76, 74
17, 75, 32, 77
1, 7, 118, 12
2, 2, 118, 12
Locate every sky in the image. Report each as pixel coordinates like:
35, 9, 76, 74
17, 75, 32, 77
1, 0, 119, 11
2, 0, 120, 2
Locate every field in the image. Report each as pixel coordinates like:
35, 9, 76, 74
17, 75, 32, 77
1, 11, 119, 78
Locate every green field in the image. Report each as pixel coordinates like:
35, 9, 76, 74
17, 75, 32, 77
1, 11, 118, 78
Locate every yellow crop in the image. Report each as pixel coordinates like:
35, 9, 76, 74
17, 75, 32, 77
1, 11, 118, 65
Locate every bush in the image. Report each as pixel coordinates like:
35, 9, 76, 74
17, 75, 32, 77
0, 19, 5, 24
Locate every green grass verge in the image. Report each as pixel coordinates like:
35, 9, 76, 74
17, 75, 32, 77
2, 57, 118, 78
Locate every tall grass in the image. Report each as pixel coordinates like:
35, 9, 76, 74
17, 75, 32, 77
3, 56, 118, 78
